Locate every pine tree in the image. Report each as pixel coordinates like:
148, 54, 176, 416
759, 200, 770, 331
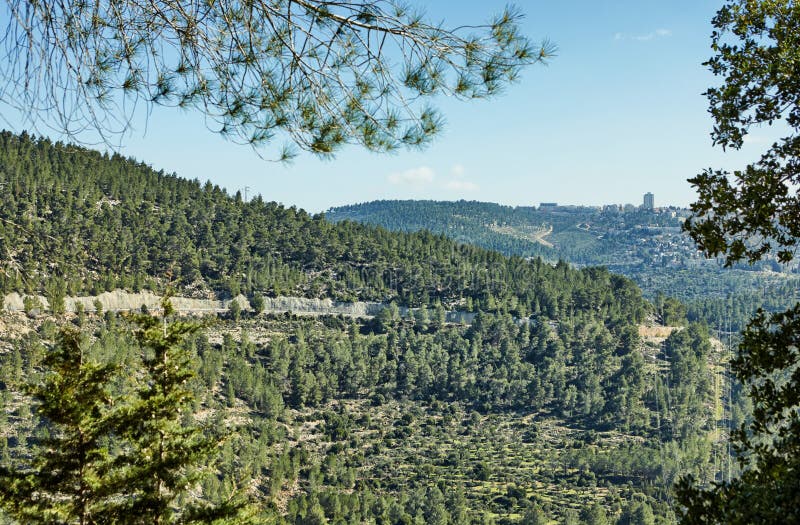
111, 297, 249, 524
0, 299, 254, 524
0, 328, 118, 524
1, 1, 549, 157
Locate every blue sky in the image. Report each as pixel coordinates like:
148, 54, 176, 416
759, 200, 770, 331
6, 1, 780, 212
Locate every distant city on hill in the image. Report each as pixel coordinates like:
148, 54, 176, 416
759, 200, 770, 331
327, 197, 800, 330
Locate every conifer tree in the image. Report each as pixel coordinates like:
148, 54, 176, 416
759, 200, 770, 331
0, 299, 254, 524
112, 297, 250, 524
1, 1, 550, 157
0, 329, 117, 524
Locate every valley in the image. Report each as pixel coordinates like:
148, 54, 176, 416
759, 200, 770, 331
327, 200, 800, 333
0, 133, 740, 524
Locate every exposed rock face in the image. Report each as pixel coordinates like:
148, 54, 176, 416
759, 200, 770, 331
1, 290, 476, 323
2, 293, 35, 311
4, 290, 225, 313
259, 296, 384, 317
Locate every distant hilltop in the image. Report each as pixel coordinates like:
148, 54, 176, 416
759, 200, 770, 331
326, 199, 798, 303
328, 197, 690, 216
324, 199, 695, 265
534, 191, 681, 214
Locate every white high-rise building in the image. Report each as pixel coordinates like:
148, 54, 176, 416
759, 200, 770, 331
643, 192, 655, 210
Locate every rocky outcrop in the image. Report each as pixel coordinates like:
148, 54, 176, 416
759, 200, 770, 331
259, 296, 384, 317
1, 290, 476, 323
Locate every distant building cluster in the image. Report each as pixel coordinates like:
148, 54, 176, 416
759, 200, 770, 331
539, 192, 660, 213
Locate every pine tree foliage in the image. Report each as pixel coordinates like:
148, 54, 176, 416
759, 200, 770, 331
0, 279, 721, 522
0, 329, 118, 524
0, 131, 728, 523
0, 132, 648, 329
113, 299, 202, 522
0, 301, 253, 524
0, 0, 552, 157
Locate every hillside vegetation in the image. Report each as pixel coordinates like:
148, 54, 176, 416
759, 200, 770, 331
0, 132, 737, 524
1, 132, 646, 324
327, 200, 800, 332
1, 309, 734, 524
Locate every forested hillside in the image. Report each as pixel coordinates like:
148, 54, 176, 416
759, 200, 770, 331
327, 200, 694, 267
328, 199, 800, 332
1, 310, 731, 523
0, 132, 734, 523
0, 132, 646, 323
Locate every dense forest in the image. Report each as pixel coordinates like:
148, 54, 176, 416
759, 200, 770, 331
0, 132, 738, 523
0, 132, 647, 323
327, 200, 700, 269
1, 310, 733, 524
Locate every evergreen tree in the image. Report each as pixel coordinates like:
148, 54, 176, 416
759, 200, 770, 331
520, 503, 548, 525
0, 329, 118, 524
580, 503, 609, 525
113, 298, 248, 524
618, 501, 655, 525
228, 299, 242, 322
1, 1, 549, 156
250, 294, 265, 316
0, 299, 252, 524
